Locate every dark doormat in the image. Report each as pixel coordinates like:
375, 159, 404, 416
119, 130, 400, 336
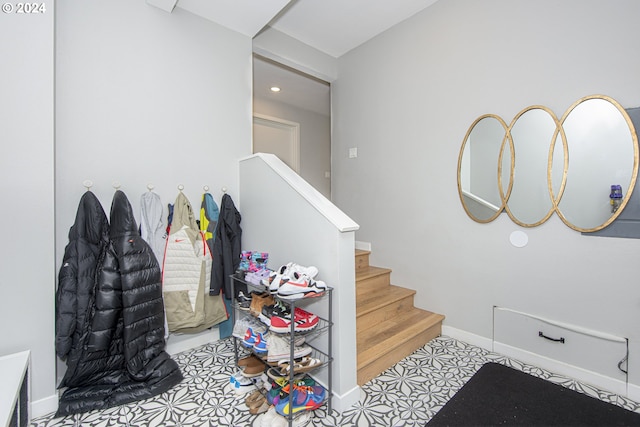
427, 362, 640, 426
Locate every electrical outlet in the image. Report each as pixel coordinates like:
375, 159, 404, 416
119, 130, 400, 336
349, 147, 358, 158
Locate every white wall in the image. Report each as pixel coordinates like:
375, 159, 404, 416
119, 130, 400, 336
56, 1, 251, 231
0, 0, 55, 412
29, 0, 252, 415
332, 0, 640, 388
253, 97, 332, 198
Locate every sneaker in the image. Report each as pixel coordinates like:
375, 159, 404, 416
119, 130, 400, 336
233, 316, 266, 339
233, 374, 258, 396
230, 370, 244, 387
245, 268, 272, 286
259, 299, 290, 325
274, 383, 325, 415
253, 331, 268, 355
243, 327, 260, 348
277, 273, 327, 300
263, 263, 319, 294
236, 290, 252, 311
270, 307, 319, 333
232, 316, 251, 339
267, 333, 312, 363
285, 262, 319, 279
262, 265, 290, 294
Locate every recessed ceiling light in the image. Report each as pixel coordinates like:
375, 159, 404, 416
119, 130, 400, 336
270, 86, 281, 92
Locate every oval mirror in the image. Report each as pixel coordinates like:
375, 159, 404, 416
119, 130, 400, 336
458, 114, 510, 223
505, 106, 560, 227
555, 95, 638, 232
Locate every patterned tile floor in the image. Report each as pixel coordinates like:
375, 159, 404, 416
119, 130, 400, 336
31, 335, 640, 426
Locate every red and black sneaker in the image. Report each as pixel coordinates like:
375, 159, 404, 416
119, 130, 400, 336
270, 307, 319, 333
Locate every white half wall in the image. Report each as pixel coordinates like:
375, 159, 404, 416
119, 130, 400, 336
239, 153, 360, 412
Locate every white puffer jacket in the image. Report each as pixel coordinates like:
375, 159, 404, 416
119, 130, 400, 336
162, 192, 209, 331
162, 192, 227, 333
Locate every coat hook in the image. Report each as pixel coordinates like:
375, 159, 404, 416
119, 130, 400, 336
112, 181, 121, 190
221, 186, 227, 193
83, 180, 93, 191
147, 183, 155, 191
177, 184, 184, 192
203, 185, 209, 192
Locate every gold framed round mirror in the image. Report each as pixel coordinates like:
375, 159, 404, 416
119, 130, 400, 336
554, 95, 638, 232
457, 114, 510, 223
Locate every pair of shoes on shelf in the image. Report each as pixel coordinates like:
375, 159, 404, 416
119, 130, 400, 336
275, 381, 326, 416
243, 328, 269, 355
245, 390, 269, 415
238, 354, 266, 377
236, 290, 252, 311
245, 268, 272, 286
262, 263, 319, 294
270, 306, 319, 333
267, 333, 312, 363
265, 374, 315, 406
229, 370, 257, 395
258, 406, 312, 427
258, 299, 289, 326
277, 356, 323, 375
233, 315, 266, 340
250, 292, 275, 317
276, 272, 328, 300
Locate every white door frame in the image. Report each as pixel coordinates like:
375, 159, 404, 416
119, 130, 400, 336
253, 113, 300, 173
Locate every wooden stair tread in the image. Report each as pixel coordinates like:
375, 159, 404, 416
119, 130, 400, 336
356, 285, 415, 317
355, 266, 392, 281
357, 308, 445, 368
355, 249, 371, 257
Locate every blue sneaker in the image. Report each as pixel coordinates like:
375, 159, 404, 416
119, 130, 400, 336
253, 331, 268, 354
242, 327, 258, 347
274, 383, 326, 415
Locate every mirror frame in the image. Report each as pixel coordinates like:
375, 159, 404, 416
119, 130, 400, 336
457, 114, 511, 223
504, 105, 565, 228
457, 95, 639, 232
553, 94, 639, 232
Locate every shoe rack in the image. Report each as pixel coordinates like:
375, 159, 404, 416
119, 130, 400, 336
230, 272, 333, 426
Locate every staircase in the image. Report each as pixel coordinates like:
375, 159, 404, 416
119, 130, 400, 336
356, 249, 445, 385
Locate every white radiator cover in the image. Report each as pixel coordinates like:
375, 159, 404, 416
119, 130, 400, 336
493, 307, 628, 395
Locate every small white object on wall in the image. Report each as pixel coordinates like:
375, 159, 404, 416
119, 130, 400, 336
509, 230, 528, 247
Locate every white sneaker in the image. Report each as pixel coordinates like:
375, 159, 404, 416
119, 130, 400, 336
277, 273, 327, 300
263, 263, 319, 294
232, 373, 257, 395
270, 410, 312, 427
285, 262, 319, 279
267, 333, 312, 362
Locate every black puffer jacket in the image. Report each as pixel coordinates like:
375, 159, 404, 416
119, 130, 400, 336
209, 193, 242, 298
55, 191, 110, 383
55, 191, 183, 417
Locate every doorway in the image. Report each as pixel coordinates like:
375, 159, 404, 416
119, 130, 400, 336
252, 54, 331, 199
253, 113, 300, 173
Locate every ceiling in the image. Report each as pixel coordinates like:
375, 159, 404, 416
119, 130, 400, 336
267, 0, 440, 58
148, 0, 439, 115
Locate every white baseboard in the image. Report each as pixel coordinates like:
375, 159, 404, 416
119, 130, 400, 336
444, 326, 640, 402
330, 384, 361, 413
355, 241, 371, 251
441, 325, 492, 351
628, 382, 640, 402
166, 327, 220, 356
494, 342, 628, 396
31, 393, 58, 420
